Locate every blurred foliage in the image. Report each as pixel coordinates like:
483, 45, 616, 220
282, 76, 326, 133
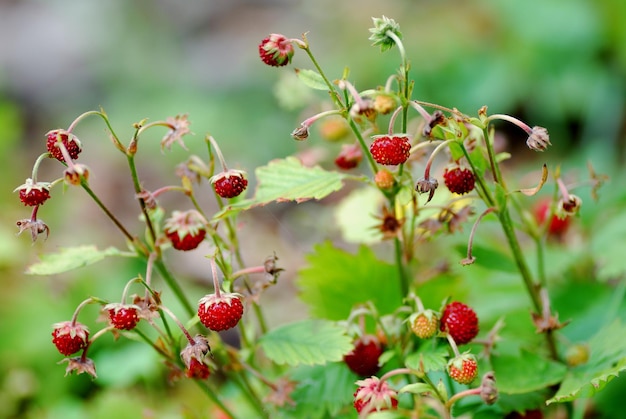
1, 0, 625, 417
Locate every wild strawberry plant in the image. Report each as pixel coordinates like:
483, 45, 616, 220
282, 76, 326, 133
15, 16, 624, 418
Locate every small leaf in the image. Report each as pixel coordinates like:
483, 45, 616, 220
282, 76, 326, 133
258, 319, 352, 366
517, 164, 548, 196
213, 157, 350, 219
26, 245, 128, 275
405, 346, 449, 372
399, 382, 433, 395
295, 68, 329, 90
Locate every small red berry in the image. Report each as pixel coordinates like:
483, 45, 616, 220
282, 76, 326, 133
210, 170, 248, 199
440, 301, 479, 345
46, 129, 82, 162
535, 198, 570, 237
52, 321, 89, 356
343, 335, 383, 377
186, 358, 211, 379
369, 135, 411, 165
409, 309, 439, 339
353, 377, 398, 414
259, 34, 294, 67
14, 179, 51, 206
334, 144, 363, 170
164, 210, 207, 251
447, 353, 478, 385
443, 166, 475, 195
198, 294, 244, 332
105, 303, 140, 330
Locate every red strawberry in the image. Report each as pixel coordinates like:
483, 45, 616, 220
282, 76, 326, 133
353, 376, 398, 414
164, 210, 207, 251
15, 179, 51, 206
186, 358, 211, 379
198, 293, 244, 332
105, 303, 140, 330
46, 129, 82, 162
440, 301, 479, 345
344, 335, 383, 377
447, 353, 478, 384
409, 309, 439, 339
52, 321, 89, 356
369, 135, 411, 165
259, 34, 294, 67
443, 166, 475, 195
535, 198, 570, 237
334, 144, 363, 170
210, 170, 248, 199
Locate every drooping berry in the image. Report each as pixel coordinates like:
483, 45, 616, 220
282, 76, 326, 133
198, 293, 244, 332
353, 376, 399, 414
180, 335, 212, 379
369, 135, 411, 165
14, 178, 52, 206
46, 129, 82, 162
440, 301, 479, 345
186, 358, 211, 379
52, 321, 90, 356
164, 210, 207, 251
443, 166, 475, 195
409, 309, 439, 339
447, 353, 478, 385
334, 144, 363, 170
259, 34, 294, 67
343, 335, 383, 377
210, 170, 248, 199
105, 303, 140, 330
534, 198, 570, 237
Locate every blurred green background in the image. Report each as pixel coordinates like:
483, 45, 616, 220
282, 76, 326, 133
1, 0, 625, 417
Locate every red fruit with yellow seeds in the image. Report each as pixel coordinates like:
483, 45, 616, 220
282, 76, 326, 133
440, 301, 479, 345
409, 309, 439, 339
46, 129, 82, 162
343, 334, 383, 377
447, 353, 478, 385
259, 34, 294, 67
443, 166, 475, 195
52, 321, 89, 356
369, 135, 411, 165
198, 293, 244, 332
105, 303, 140, 330
15, 179, 51, 206
210, 170, 248, 198
164, 210, 207, 251
353, 376, 399, 414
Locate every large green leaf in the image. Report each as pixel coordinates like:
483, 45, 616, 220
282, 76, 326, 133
258, 319, 352, 366
547, 320, 626, 404
25, 245, 128, 275
213, 157, 351, 219
297, 242, 403, 320
492, 348, 567, 394
294, 68, 329, 91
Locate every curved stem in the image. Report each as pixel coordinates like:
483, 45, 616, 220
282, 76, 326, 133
127, 154, 158, 247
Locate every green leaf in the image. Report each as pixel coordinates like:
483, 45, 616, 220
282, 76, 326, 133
26, 245, 127, 275
405, 345, 449, 373
399, 382, 433, 395
492, 348, 567, 394
297, 242, 403, 320
468, 145, 490, 178
295, 68, 329, 91
590, 212, 626, 280
281, 363, 356, 419
547, 320, 626, 404
258, 319, 352, 366
213, 157, 350, 219
335, 186, 385, 244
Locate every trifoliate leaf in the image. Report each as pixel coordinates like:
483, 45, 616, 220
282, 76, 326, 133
297, 242, 403, 320
405, 346, 449, 373
258, 319, 352, 366
492, 348, 567, 394
294, 68, 329, 91
26, 245, 129, 275
213, 157, 351, 219
547, 320, 626, 404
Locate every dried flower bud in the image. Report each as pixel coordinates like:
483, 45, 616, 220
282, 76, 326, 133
558, 194, 582, 216
423, 110, 446, 137
480, 371, 498, 405
63, 164, 90, 186
291, 124, 309, 141
415, 177, 439, 203
349, 99, 377, 122
526, 126, 551, 151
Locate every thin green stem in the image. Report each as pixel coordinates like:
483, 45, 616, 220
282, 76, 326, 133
192, 380, 237, 419
300, 44, 344, 109
394, 235, 409, 297
350, 118, 378, 175
153, 259, 195, 317
127, 154, 158, 247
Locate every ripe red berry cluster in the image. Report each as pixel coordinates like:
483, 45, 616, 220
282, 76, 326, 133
443, 166, 475, 195
198, 294, 244, 332
369, 135, 411, 165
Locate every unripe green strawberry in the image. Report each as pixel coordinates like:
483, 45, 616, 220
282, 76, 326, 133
447, 353, 478, 385
409, 309, 439, 339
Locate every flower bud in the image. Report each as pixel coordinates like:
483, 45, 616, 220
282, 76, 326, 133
526, 126, 551, 151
